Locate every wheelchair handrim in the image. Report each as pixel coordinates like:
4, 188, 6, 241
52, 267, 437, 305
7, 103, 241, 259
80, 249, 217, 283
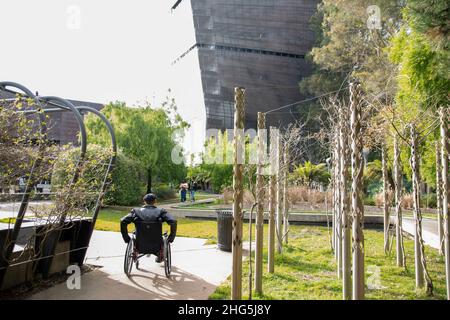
164, 240, 171, 277
124, 239, 134, 276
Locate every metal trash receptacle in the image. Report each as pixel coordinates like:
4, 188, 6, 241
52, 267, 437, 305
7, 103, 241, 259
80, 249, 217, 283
216, 209, 233, 252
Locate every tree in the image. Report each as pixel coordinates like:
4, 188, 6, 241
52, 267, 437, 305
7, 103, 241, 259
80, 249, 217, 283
84, 100, 188, 194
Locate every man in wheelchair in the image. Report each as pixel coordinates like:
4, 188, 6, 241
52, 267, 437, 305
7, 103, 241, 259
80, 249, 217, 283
120, 193, 177, 263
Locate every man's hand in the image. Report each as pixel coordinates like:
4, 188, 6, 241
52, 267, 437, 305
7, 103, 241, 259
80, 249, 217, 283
168, 235, 175, 243
123, 235, 131, 243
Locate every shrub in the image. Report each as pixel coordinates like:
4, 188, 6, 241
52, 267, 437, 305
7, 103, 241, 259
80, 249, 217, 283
364, 196, 376, 206
153, 183, 176, 200
401, 193, 414, 210
104, 152, 147, 206
420, 193, 436, 209
287, 186, 328, 206
222, 187, 233, 205
374, 190, 394, 208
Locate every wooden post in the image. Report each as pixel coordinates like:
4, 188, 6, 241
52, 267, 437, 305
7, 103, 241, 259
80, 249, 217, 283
439, 107, 449, 299
382, 146, 390, 254
231, 87, 245, 300
268, 126, 278, 273
436, 140, 444, 255
255, 112, 265, 294
394, 135, 405, 267
350, 82, 364, 300
276, 137, 284, 253
283, 145, 290, 244
339, 104, 351, 299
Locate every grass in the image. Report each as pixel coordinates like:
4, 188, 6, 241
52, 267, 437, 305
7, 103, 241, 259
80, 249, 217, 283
209, 226, 447, 300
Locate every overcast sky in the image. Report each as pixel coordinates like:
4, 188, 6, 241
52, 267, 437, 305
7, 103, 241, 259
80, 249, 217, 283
0, 0, 205, 158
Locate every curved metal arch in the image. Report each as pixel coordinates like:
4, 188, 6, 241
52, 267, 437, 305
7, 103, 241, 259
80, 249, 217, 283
75, 106, 117, 155
39, 96, 87, 156
70, 105, 117, 264
0, 82, 47, 287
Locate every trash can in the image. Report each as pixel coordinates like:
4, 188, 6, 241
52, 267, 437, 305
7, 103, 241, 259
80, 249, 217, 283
216, 209, 233, 252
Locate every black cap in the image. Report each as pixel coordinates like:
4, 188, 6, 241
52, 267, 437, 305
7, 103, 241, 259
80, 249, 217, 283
143, 193, 157, 203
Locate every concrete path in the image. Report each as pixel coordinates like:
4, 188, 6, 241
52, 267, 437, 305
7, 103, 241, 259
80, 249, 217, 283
0, 201, 53, 219
29, 231, 232, 300
402, 217, 441, 250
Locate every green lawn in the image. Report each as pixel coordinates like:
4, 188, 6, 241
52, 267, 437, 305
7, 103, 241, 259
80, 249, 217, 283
209, 226, 447, 300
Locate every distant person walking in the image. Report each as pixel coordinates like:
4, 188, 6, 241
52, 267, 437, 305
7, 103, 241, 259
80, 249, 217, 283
189, 181, 197, 202
179, 181, 188, 202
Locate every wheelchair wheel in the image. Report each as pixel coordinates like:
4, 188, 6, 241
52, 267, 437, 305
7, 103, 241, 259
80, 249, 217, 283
124, 238, 134, 276
163, 238, 171, 278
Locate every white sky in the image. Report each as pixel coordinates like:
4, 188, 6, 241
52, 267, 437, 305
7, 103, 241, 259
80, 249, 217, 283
0, 0, 205, 158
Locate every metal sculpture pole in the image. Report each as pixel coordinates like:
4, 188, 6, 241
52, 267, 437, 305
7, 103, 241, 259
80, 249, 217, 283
255, 112, 265, 294
382, 145, 390, 254
439, 107, 450, 299
436, 140, 444, 256
410, 124, 433, 295
350, 82, 364, 300
410, 124, 424, 289
394, 135, 405, 267
268, 126, 278, 273
231, 87, 245, 300
334, 127, 342, 270
339, 103, 351, 299
282, 145, 289, 245
276, 137, 284, 253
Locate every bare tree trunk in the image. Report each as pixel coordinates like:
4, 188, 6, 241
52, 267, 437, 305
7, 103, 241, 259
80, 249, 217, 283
339, 105, 351, 300
439, 107, 450, 299
268, 127, 278, 273
231, 87, 245, 300
410, 124, 433, 294
283, 146, 290, 244
394, 135, 405, 267
276, 138, 284, 254
382, 146, 390, 255
436, 140, 444, 255
350, 82, 364, 300
255, 112, 265, 295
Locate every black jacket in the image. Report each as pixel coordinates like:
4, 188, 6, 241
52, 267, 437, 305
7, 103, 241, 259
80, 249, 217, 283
120, 205, 177, 243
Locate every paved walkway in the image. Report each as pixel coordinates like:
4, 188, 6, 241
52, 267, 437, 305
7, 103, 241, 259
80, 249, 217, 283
401, 217, 441, 250
29, 231, 233, 300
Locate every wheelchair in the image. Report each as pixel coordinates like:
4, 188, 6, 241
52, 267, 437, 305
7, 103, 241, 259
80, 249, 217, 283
124, 221, 172, 278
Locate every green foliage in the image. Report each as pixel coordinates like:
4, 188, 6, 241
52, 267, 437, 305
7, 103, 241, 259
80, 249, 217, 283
187, 165, 211, 184
104, 152, 147, 206
84, 100, 188, 191
152, 183, 176, 200
389, 28, 449, 113
290, 161, 330, 187
303, 0, 402, 97
196, 130, 259, 193
404, 0, 449, 48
